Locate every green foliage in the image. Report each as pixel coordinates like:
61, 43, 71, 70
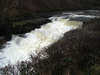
90, 64, 100, 75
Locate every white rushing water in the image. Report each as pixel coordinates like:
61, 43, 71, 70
0, 17, 83, 68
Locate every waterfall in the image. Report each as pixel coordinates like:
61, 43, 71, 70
0, 17, 82, 68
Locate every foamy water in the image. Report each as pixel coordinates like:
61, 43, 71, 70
0, 17, 83, 68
